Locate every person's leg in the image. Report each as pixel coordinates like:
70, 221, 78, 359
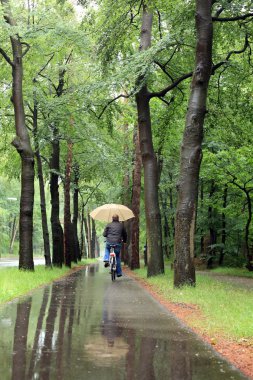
115, 244, 122, 276
103, 243, 110, 262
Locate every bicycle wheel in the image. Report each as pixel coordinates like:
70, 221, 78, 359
111, 258, 116, 281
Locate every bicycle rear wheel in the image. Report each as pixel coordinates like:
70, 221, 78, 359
111, 257, 116, 281
111, 268, 116, 281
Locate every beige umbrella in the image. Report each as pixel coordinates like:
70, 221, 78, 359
90, 203, 134, 222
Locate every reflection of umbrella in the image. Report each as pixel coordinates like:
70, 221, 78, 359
90, 204, 134, 222
84, 335, 129, 367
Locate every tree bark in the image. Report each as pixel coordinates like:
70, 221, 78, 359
80, 203, 87, 258
33, 93, 51, 267
50, 67, 67, 267
245, 190, 253, 270
174, 0, 213, 287
9, 215, 18, 254
207, 180, 217, 268
72, 162, 80, 262
84, 216, 91, 258
1, 0, 35, 270
219, 184, 227, 265
87, 213, 92, 258
121, 120, 131, 265
50, 127, 64, 267
130, 126, 142, 269
64, 140, 73, 267
91, 218, 96, 258
136, 5, 164, 276
160, 190, 170, 258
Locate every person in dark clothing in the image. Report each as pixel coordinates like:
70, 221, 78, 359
103, 214, 127, 277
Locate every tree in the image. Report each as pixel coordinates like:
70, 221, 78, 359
63, 138, 73, 267
129, 126, 142, 270
174, 0, 213, 287
0, 0, 35, 270
136, 4, 164, 276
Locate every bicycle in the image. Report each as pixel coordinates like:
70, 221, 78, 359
109, 245, 117, 281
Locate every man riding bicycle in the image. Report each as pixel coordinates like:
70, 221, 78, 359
103, 214, 127, 277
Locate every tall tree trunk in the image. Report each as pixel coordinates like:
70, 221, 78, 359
1, 0, 35, 270
207, 180, 217, 268
121, 120, 131, 265
80, 203, 87, 258
72, 163, 81, 261
160, 190, 170, 258
95, 235, 100, 257
87, 213, 92, 258
50, 127, 64, 267
245, 190, 253, 270
84, 216, 91, 258
91, 218, 96, 258
130, 126, 142, 269
136, 5, 164, 276
200, 179, 205, 255
174, 0, 213, 287
9, 215, 18, 254
219, 184, 227, 266
50, 67, 67, 267
33, 93, 51, 267
64, 140, 73, 267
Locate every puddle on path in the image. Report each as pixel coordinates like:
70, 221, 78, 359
0, 264, 249, 380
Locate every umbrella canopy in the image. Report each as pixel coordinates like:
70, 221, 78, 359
90, 204, 134, 222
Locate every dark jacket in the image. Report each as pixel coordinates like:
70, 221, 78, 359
103, 221, 127, 244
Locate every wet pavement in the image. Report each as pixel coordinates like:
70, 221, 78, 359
0, 257, 45, 268
0, 264, 249, 380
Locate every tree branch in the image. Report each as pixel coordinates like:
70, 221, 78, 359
157, 96, 175, 107
149, 71, 193, 99
0, 47, 14, 67
38, 73, 58, 93
21, 42, 30, 57
154, 60, 174, 82
80, 180, 102, 208
213, 13, 253, 22
156, 9, 162, 39
97, 93, 132, 119
35, 53, 55, 79
225, 34, 249, 61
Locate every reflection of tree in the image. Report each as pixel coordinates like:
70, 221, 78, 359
55, 281, 69, 380
125, 329, 136, 380
66, 276, 78, 363
138, 337, 157, 380
27, 287, 50, 378
170, 339, 192, 380
12, 297, 32, 380
40, 283, 62, 380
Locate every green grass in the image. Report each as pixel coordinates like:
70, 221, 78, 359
134, 267, 253, 341
0, 259, 96, 304
210, 266, 253, 278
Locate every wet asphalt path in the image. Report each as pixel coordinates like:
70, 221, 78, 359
0, 264, 249, 380
0, 257, 45, 268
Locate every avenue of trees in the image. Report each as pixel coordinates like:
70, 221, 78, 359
0, 0, 253, 286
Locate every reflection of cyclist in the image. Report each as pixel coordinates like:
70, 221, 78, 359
103, 214, 127, 277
